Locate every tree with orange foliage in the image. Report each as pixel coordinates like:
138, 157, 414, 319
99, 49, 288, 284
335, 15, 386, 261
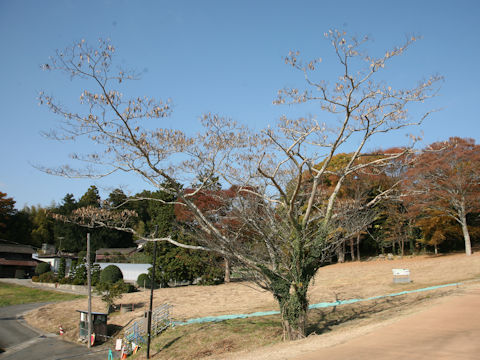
405, 137, 480, 256
304, 150, 404, 261
174, 185, 246, 283
0, 192, 16, 229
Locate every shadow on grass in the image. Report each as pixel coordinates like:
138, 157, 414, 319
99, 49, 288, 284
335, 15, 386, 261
137, 290, 453, 359
306, 291, 451, 336
151, 324, 213, 357
118, 301, 146, 312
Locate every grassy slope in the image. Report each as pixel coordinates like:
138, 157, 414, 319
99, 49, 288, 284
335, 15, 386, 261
22, 253, 480, 359
131, 287, 459, 359
0, 282, 84, 307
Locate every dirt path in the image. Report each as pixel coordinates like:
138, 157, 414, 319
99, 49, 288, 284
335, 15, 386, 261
221, 285, 480, 360
294, 287, 480, 360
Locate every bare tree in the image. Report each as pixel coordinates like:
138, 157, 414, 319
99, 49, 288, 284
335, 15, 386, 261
40, 31, 441, 340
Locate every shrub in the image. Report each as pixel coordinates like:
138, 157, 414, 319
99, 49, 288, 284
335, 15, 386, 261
100, 265, 123, 284
124, 282, 137, 293
59, 277, 71, 284
197, 261, 225, 285
35, 262, 51, 275
38, 271, 57, 283
31, 275, 39, 282
71, 263, 87, 285
91, 264, 102, 286
96, 280, 127, 313
137, 273, 151, 288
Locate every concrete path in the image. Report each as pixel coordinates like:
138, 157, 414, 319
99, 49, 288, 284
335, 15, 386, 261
0, 303, 50, 350
0, 278, 90, 295
294, 288, 480, 360
0, 303, 109, 360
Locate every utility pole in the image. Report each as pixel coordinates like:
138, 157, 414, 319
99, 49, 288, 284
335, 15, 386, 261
87, 233, 92, 348
146, 226, 158, 359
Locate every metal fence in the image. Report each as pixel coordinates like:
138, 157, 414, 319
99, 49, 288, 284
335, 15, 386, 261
124, 319, 146, 345
123, 303, 172, 346
152, 303, 173, 336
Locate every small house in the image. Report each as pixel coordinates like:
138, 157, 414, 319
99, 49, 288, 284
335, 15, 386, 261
95, 247, 137, 262
0, 242, 38, 278
34, 253, 75, 275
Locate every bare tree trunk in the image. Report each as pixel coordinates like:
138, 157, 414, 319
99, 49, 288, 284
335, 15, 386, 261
434, 243, 438, 255
460, 214, 472, 256
282, 312, 306, 340
337, 241, 345, 263
350, 238, 355, 261
356, 232, 361, 261
400, 238, 405, 257
280, 289, 308, 340
224, 257, 231, 283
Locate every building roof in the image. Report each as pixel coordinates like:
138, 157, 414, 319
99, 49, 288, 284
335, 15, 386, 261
0, 259, 39, 267
76, 310, 108, 316
35, 253, 77, 260
95, 248, 137, 255
0, 244, 35, 254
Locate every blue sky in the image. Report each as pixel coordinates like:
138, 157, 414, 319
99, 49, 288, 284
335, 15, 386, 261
1, 0, 479, 209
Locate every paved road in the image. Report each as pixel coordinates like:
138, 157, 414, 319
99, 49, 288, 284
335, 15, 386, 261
294, 288, 480, 360
0, 303, 48, 350
0, 303, 109, 360
0, 278, 90, 295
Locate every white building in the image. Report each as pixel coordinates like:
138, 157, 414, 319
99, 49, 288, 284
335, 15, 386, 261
95, 262, 151, 284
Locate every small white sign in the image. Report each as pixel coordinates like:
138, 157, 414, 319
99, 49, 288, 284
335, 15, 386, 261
115, 339, 123, 351
392, 268, 410, 276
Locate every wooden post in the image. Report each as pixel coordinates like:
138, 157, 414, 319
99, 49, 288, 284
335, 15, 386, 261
147, 226, 158, 359
87, 233, 92, 348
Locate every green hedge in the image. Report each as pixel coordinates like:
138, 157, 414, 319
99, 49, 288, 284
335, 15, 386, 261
100, 265, 123, 284
35, 262, 51, 275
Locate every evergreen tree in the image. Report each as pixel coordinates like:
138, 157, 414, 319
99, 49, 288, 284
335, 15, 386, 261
58, 257, 66, 278
78, 185, 101, 208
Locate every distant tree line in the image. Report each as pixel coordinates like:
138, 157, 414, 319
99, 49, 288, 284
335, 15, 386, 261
0, 183, 225, 284
4, 137, 479, 262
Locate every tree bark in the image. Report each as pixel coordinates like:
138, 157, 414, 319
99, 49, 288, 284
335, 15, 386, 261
279, 289, 308, 340
337, 241, 345, 263
356, 232, 361, 261
224, 257, 231, 283
460, 214, 472, 256
282, 313, 306, 340
409, 238, 415, 254
350, 238, 355, 261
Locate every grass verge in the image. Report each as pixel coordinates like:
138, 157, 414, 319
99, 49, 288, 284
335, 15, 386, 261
0, 282, 84, 307
131, 316, 283, 360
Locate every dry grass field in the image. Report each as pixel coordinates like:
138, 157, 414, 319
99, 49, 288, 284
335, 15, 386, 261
24, 252, 480, 358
